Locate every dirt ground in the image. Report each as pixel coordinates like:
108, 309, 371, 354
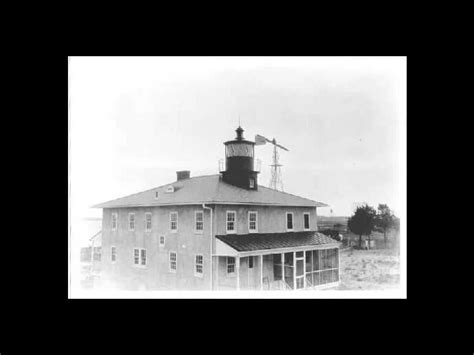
333, 247, 400, 290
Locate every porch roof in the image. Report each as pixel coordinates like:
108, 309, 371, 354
215, 231, 338, 252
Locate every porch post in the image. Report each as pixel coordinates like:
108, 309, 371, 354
337, 247, 340, 284
236, 256, 240, 290
260, 254, 263, 290
293, 251, 296, 291
281, 253, 284, 290
247, 257, 250, 288
303, 251, 306, 289
215, 256, 219, 290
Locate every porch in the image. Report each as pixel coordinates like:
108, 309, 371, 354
214, 232, 340, 290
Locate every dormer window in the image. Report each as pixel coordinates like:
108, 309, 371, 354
166, 185, 175, 193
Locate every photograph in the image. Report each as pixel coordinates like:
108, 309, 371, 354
68, 56, 406, 298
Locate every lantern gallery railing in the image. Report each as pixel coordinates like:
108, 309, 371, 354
218, 159, 261, 173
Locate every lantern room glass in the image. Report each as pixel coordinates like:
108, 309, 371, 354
225, 143, 254, 157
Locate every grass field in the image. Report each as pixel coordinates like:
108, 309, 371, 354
333, 247, 400, 290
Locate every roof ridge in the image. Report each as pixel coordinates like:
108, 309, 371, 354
93, 174, 328, 209
91, 174, 220, 208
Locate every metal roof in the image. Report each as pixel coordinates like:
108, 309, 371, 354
216, 231, 338, 252
93, 174, 328, 209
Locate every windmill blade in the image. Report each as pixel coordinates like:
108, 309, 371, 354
275, 143, 289, 151
255, 134, 275, 145
255, 134, 268, 146
260, 134, 274, 144
256, 133, 289, 150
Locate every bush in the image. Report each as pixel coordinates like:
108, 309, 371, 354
320, 229, 342, 241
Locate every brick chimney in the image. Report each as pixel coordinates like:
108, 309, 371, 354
176, 170, 191, 181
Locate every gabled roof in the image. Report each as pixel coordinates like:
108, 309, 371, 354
216, 231, 338, 252
93, 174, 328, 208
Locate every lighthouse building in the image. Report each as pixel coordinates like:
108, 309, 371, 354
94, 127, 340, 290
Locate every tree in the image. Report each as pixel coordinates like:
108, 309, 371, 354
393, 217, 400, 232
347, 204, 376, 248
375, 204, 396, 248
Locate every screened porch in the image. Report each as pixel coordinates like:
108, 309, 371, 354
214, 231, 340, 290
214, 247, 340, 290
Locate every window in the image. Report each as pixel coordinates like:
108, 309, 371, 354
169, 251, 177, 272
141, 249, 146, 265
134, 248, 139, 265
304, 213, 310, 230
249, 178, 255, 188
248, 211, 258, 232
145, 213, 152, 231
155, 191, 159, 199
286, 212, 294, 231
159, 235, 165, 247
170, 212, 178, 232
111, 213, 118, 231
225, 143, 254, 157
248, 256, 254, 269
133, 248, 146, 266
111, 246, 116, 262
226, 211, 236, 233
227, 257, 235, 274
195, 254, 203, 276
195, 211, 204, 233
129, 213, 135, 231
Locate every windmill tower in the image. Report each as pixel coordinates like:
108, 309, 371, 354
255, 134, 289, 191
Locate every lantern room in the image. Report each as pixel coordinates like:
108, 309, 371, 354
220, 126, 260, 190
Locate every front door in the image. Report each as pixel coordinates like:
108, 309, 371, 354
295, 251, 305, 289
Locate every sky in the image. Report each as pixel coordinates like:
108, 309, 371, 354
69, 56, 406, 225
